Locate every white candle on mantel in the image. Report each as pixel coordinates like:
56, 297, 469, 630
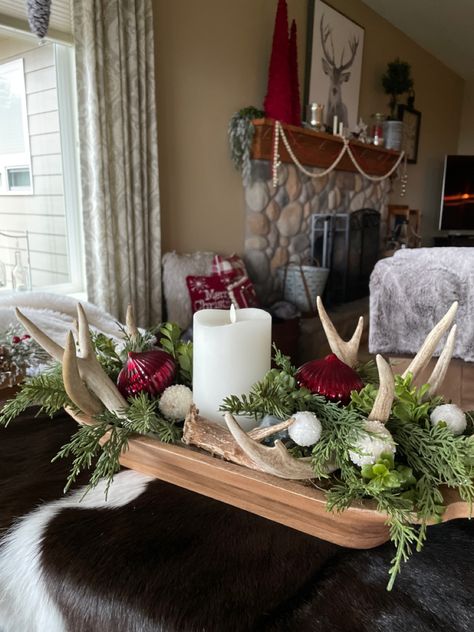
193, 305, 272, 430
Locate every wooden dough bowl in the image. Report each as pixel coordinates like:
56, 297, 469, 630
67, 409, 470, 550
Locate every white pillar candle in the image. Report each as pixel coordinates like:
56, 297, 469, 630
332, 114, 338, 135
338, 121, 344, 136
193, 306, 272, 429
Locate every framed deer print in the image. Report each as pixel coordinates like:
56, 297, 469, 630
305, 1, 364, 133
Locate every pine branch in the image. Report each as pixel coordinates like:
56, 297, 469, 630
54, 393, 183, 497
0, 364, 71, 426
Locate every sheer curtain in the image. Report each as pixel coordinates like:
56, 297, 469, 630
73, 0, 161, 326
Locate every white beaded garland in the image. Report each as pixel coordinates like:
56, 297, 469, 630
271, 120, 406, 189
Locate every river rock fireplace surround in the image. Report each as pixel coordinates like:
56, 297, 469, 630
242, 120, 399, 305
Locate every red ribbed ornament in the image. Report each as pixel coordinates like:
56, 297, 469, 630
296, 354, 364, 403
117, 350, 176, 399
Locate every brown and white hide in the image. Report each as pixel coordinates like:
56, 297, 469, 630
0, 410, 472, 632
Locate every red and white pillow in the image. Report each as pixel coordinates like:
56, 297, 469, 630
186, 275, 232, 312
186, 254, 259, 313
212, 254, 259, 309
211, 254, 247, 283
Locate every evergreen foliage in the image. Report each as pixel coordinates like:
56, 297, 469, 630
1, 327, 472, 590
228, 106, 265, 185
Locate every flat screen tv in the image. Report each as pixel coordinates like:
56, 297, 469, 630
439, 155, 474, 231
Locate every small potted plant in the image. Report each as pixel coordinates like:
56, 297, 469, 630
381, 58, 413, 150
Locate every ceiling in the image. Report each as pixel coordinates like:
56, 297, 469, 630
362, 0, 474, 80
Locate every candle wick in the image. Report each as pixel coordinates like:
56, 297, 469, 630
230, 304, 237, 324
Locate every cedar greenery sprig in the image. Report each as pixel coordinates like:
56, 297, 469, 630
220, 346, 325, 420
53, 392, 182, 496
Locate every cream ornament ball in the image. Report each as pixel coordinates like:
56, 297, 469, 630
349, 420, 396, 467
430, 404, 467, 436
288, 411, 322, 447
158, 385, 193, 420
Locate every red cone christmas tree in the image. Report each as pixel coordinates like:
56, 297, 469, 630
263, 0, 292, 124
289, 19, 301, 126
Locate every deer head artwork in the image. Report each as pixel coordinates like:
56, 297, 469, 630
320, 14, 359, 129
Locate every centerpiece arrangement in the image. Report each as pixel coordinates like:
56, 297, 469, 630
0, 300, 472, 590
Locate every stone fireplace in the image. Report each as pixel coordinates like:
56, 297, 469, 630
243, 158, 390, 305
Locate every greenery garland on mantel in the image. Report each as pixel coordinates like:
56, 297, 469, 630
0, 322, 472, 590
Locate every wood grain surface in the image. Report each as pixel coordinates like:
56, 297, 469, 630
67, 409, 471, 549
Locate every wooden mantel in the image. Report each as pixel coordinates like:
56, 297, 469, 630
251, 118, 400, 177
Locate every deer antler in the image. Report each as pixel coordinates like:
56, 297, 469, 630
16, 304, 128, 416
424, 325, 457, 398
316, 296, 363, 368
402, 302, 458, 381
224, 412, 315, 480
320, 15, 335, 66
368, 355, 394, 424
339, 36, 359, 71
126, 304, 139, 342
63, 331, 103, 416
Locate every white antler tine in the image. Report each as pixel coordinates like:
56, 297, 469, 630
316, 296, 362, 368
76, 303, 94, 358
126, 304, 139, 341
368, 355, 395, 424
74, 304, 129, 415
425, 324, 457, 399
63, 331, 103, 417
224, 413, 314, 479
15, 308, 64, 362
402, 302, 458, 380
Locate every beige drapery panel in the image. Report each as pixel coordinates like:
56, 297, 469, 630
73, 0, 161, 326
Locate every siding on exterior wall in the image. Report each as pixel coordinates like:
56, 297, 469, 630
0, 42, 69, 289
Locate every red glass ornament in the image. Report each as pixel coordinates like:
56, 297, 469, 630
296, 354, 364, 404
117, 350, 176, 399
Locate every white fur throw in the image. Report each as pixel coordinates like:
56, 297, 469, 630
162, 251, 215, 330
369, 248, 474, 362
0, 291, 125, 348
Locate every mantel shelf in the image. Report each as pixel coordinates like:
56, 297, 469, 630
250, 118, 400, 177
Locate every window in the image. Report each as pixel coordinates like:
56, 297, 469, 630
0, 29, 83, 294
0, 58, 32, 195
7, 166, 31, 190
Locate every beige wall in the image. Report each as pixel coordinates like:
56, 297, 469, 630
154, 0, 464, 253
458, 80, 474, 154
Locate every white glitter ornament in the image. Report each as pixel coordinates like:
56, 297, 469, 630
158, 385, 193, 420
288, 411, 322, 447
349, 420, 396, 467
430, 404, 467, 436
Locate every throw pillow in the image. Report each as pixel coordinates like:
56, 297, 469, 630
226, 276, 260, 308
162, 251, 215, 329
186, 275, 232, 313
212, 254, 259, 308
211, 254, 247, 282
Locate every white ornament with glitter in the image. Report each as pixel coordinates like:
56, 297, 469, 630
430, 404, 467, 435
349, 420, 396, 466
288, 411, 322, 447
159, 385, 193, 420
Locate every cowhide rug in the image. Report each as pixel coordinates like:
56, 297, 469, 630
0, 410, 472, 632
